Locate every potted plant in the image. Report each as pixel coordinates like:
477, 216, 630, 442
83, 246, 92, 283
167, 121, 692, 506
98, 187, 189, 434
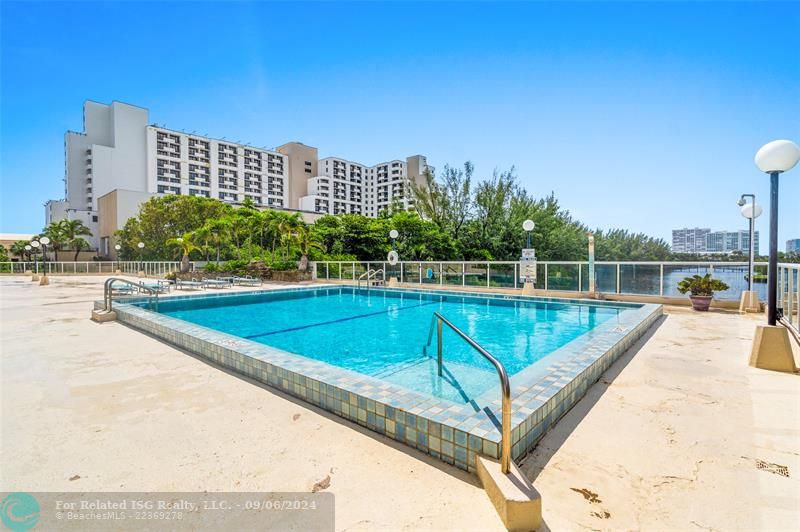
677, 274, 730, 311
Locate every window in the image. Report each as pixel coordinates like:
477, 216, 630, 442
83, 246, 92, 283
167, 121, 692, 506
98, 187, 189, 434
92, 216, 98, 222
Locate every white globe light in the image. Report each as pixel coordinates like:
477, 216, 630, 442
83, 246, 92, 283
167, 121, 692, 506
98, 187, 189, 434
114, 244, 121, 250
522, 219, 535, 232
387, 250, 399, 265
389, 229, 399, 239
40, 236, 50, 245
740, 203, 763, 219
30, 240, 40, 248
137, 242, 145, 249
754, 140, 800, 173
25, 245, 32, 251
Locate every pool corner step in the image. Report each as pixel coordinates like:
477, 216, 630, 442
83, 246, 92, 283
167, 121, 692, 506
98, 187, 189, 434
476, 455, 542, 532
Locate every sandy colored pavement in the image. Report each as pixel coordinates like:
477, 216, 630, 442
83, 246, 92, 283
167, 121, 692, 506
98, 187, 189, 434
0, 276, 502, 531
2, 275, 799, 531
522, 306, 800, 531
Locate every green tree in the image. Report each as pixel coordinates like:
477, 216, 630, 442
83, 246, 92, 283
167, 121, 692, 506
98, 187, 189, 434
295, 226, 325, 272
166, 232, 200, 273
57, 219, 93, 261
9, 240, 31, 260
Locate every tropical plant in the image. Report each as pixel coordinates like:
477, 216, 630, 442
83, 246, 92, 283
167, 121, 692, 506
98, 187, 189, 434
677, 274, 730, 297
57, 219, 93, 261
9, 240, 31, 260
166, 232, 200, 273
295, 226, 325, 272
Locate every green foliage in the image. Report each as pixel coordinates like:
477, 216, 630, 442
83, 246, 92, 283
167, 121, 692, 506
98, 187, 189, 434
221, 259, 250, 272
269, 260, 298, 271
203, 263, 220, 273
677, 274, 730, 296
113, 162, 676, 264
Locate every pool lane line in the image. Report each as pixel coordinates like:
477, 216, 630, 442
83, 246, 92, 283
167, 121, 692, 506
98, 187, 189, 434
242, 300, 439, 340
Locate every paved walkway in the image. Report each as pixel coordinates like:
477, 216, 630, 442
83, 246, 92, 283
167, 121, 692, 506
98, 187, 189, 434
521, 306, 800, 531
1, 276, 798, 530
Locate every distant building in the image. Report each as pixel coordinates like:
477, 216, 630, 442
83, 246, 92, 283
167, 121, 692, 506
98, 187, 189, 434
705, 230, 759, 254
45, 100, 429, 258
787, 238, 800, 255
671, 228, 710, 253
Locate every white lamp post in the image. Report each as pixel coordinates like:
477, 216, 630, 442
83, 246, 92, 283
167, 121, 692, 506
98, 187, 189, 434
521, 220, 536, 295
114, 244, 122, 272
29, 240, 40, 280
587, 233, 596, 296
754, 139, 800, 326
749, 139, 800, 373
137, 241, 145, 276
39, 236, 51, 285
736, 195, 762, 292
387, 229, 400, 287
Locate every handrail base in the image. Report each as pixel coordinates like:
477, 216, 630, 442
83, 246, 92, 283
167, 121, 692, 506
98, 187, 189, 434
749, 324, 797, 373
476, 455, 542, 531
91, 309, 117, 323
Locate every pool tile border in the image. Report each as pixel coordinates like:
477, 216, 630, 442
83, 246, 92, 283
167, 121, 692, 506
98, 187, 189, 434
101, 286, 662, 472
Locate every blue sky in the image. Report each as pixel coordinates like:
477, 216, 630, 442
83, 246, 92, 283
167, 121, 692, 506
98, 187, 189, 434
2, 1, 798, 253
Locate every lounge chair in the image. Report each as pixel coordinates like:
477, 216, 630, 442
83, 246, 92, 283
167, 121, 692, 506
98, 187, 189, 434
203, 279, 231, 289
138, 280, 171, 294
233, 276, 262, 286
176, 279, 205, 291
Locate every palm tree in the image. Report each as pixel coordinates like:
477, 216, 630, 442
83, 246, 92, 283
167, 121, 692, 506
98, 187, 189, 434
9, 240, 31, 261
56, 219, 93, 261
42, 223, 66, 261
166, 232, 199, 273
295, 226, 324, 272
197, 219, 229, 265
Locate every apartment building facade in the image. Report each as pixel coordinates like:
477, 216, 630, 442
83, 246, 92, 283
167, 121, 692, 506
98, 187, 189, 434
298, 155, 428, 216
705, 230, 759, 254
46, 101, 428, 256
671, 227, 711, 253
787, 238, 800, 255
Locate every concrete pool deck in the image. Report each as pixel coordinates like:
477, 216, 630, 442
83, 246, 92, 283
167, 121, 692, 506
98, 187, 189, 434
1, 275, 798, 530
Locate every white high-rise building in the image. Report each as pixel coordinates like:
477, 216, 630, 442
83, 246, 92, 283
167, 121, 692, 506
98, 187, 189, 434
671, 227, 711, 253
298, 155, 428, 216
45, 101, 428, 257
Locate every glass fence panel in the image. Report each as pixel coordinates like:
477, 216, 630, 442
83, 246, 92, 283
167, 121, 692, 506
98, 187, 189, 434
546, 264, 579, 291
661, 264, 753, 301
464, 263, 488, 287
403, 263, 422, 284
442, 263, 462, 285
489, 263, 516, 288
595, 264, 618, 293
384, 262, 401, 280
420, 262, 439, 284
619, 264, 661, 295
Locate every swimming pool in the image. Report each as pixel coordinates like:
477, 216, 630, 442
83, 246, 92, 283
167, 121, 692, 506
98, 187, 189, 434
157, 288, 625, 403
106, 286, 662, 472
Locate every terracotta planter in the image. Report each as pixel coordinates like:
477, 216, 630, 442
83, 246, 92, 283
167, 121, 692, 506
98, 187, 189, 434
689, 295, 713, 311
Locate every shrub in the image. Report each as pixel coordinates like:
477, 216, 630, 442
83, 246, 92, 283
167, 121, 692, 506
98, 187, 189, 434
204, 263, 219, 272
269, 260, 297, 271
677, 274, 730, 296
164, 271, 177, 281
221, 259, 249, 272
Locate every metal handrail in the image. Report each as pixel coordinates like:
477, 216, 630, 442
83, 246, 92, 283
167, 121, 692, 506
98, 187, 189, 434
357, 269, 374, 289
103, 277, 160, 312
424, 311, 512, 474
357, 268, 385, 289
778, 312, 800, 347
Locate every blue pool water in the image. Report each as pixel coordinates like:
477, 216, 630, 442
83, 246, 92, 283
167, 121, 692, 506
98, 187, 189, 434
154, 288, 628, 402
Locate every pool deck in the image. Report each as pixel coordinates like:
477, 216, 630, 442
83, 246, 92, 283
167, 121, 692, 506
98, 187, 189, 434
1, 275, 798, 530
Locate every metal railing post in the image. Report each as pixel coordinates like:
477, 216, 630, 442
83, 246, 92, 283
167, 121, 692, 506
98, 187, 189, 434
660, 264, 664, 296
544, 263, 548, 291
616, 263, 621, 293
437, 318, 443, 376
487, 263, 491, 288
